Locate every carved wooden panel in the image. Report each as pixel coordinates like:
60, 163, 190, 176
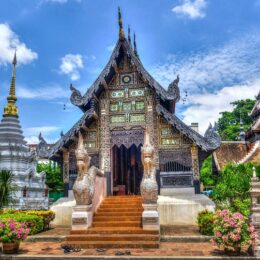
159, 149, 192, 167
158, 115, 193, 149
110, 90, 125, 98
82, 125, 98, 150
110, 129, 144, 148
120, 73, 134, 85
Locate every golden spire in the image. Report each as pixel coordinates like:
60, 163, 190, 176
118, 7, 125, 41
3, 51, 18, 117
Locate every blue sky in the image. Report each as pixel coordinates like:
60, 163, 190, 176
0, 0, 260, 143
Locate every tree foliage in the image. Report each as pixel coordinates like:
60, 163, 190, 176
200, 155, 217, 187
217, 99, 255, 141
0, 170, 18, 209
212, 163, 260, 215
37, 162, 63, 191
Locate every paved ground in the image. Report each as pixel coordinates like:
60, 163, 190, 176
0, 241, 252, 257
34, 227, 70, 236
0, 226, 253, 258
33, 225, 201, 237
160, 225, 200, 236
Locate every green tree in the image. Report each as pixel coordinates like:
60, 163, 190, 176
217, 99, 255, 141
37, 162, 63, 191
200, 156, 217, 187
212, 163, 260, 216
0, 170, 17, 209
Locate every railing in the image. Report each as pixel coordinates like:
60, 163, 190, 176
92, 176, 107, 213
159, 161, 191, 172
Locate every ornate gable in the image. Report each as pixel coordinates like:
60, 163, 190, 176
70, 35, 180, 112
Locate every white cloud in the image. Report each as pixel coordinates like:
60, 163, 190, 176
172, 0, 207, 19
149, 32, 260, 135
107, 44, 115, 52
182, 79, 260, 134
25, 135, 58, 144
0, 23, 38, 66
17, 84, 69, 100
150, 33, 260, 93
24, 126, 61, 144
59, 54, 84, 81
25, 136, 41, 144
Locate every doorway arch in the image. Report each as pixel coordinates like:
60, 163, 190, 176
111, 144, 143, 195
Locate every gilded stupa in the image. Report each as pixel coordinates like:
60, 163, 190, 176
0, 52, 48, 209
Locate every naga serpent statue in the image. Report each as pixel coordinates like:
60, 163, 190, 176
73, 132, 104, 206
140, 129, 158, 204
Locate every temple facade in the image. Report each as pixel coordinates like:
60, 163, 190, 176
48, 9, 221, 197
0, 53, 48, 209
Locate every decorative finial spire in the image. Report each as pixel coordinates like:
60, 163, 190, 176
134, 32, 139, 58
253, 166, 256, 178
237, 110, 245, 141
128, 25, 132, 47
118, 7, 125, 41
3, 50, 18, 117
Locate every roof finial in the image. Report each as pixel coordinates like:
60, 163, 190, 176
128, 25, 132, 47
134, 32, 139, 58
237, 110, 245, 141
253, 166, 256, 178
3, 50, 18, 117
118, 7, 125, 41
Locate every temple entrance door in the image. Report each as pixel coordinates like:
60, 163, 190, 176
111, 144, 143, 195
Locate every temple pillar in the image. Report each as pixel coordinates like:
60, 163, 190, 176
99, 98, 111, 179
191, 144, 200, 194
145, 97, 159, 170
141, 129, 159, 231
62, 149, 69, 197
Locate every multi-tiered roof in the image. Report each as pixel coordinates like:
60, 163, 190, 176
49, 8, 221, 159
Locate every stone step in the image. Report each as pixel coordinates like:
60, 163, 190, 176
92, 221, 141, 228
99, 204, 143, 209
94, 212, 141, 217
63, 240, 159, 249
71, 227, 158, 235
97, 208, 143, 213
101, 203, 142, 207
103, 197, 143, 200
102, 199, 143, 202
105, 196, 142, 199
66, 234, 158, 242
93, 216, 141, 222
67, 196, 160, 248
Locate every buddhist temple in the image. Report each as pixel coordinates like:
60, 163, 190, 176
213, 91, 260, 170
0, 52, 48, 209
48, 8, 221, 199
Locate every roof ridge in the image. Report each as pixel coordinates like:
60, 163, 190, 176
70, 39, 179, 111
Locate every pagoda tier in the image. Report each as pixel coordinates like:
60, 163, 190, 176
0, 53, 48, 209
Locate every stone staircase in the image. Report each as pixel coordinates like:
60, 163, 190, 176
64, 196, 160, 249
237, 140, 260, 164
